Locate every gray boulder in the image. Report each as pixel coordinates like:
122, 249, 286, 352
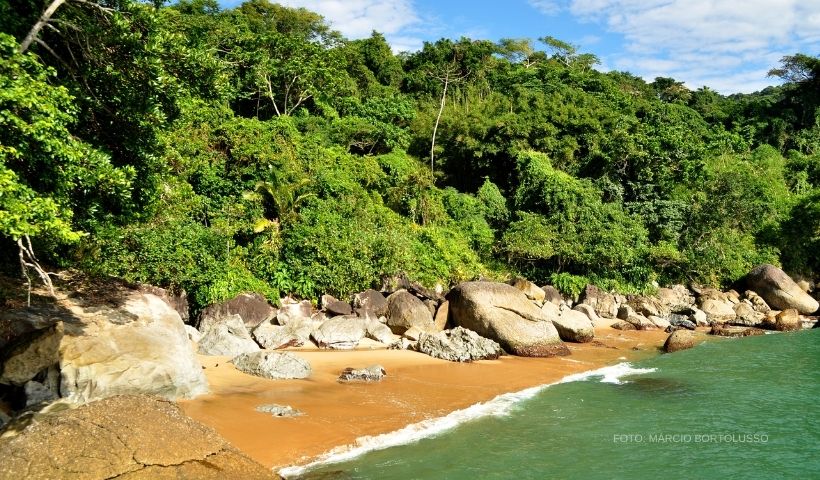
552, 310, 595, 343
624, 313, 655, 330
699, 299, 737, 324
197, 314, 260, 356
385, 291, 435, 334
447, 282, 569, 357
629, 296, 670, 318
24, 380, 58, 407
668, 315, 697, 330
353, 289, 388, 318
657, 285, 695, 312
0, 323, 62, 386
579, 284, 618, 319
198, 292, 274, 331
252, 319, 312, 349
255, 404, 303, 417
364, 319, 396, 344
277, 298, 312, 326
731, 302, 764, 327
648, 316, 672, 329
417, 327, 503, 362
231, 351, 311, 379
611, 321, 636, 331
746, 264, 819, 314
311, 315, 366, 349
540, 285, 563, 306
338, 365, 386, 382
321, 295, 353, 316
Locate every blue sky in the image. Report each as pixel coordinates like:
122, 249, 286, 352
220, 1, 820, 94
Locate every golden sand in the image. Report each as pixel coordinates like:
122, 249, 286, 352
179, 327, 669, 470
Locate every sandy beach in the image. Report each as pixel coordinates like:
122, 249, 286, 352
179, 327, 670, 472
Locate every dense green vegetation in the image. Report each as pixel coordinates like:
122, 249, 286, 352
1, 0, 818, 307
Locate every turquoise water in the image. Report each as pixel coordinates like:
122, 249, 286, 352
292, 329, 820, 479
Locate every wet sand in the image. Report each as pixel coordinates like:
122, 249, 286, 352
179, 328, 669, 471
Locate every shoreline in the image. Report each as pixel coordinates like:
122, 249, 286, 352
179, 327, 671, 474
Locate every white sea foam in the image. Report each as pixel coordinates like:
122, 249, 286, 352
277, 362, 656, 478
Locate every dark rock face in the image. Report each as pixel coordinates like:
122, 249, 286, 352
0, 395, 276, 479
198, 293, 275, 330
667, 315, 697, 330
321, 295, 353, 316
354, 289, 389, 318
447, 282, 569, 357
663, 330, 698, 353
417, 327, 503, 362
745, 264, 819, 314
385, 291, 435, 334
338, 365, 386, 382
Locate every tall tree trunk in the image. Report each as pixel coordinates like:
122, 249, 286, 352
20, 0, 66, 53
431, 73, 449, 174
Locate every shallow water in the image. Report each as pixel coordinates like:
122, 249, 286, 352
291, 329, 820, 479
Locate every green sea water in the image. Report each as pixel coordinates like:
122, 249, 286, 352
290, 329, 820, 479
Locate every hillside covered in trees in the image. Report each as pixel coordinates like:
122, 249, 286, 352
1, 0, 818, 310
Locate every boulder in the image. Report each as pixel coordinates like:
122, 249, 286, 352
23, 380, 58, 407
0, 395, 275, 479
744, 290, 771, 313
552, 310, 595, 343
353, 289, 388, 318
699, 299, 737, 324
611, 321, 636, 331
197, 314, 260, 357
579, 284, 618, 319
385, 291, 436, 334
447, 282, 569, 357
725, 290, 741, 304
184, 324, 201, 343
434, 301, 450, 331
617, 305, 636, 320
689, 308, 708, 327
255, 404, 303, 417
276, 298, 312, 326
572, 303, 602, 325
338, 365, 386, 382
668, 315, 697, 330
709, 325, 766, 337
231, 351, 311, 379
252, 318, 312, 349
417, 327, 503, 362
731, 302, 764, 327
364, 319, 396, 344
623, 313, 655, 330
321, 295, 353, 316
198, 293, 274, 331
60, 293, 208, 403
648, 316, 672, 330
540, 285, 563, 305
745, 264, 819, 314
0, 323, 62, 386
137, 284, 190, 324
402, 325, 424, 342
509, 277, 546, 304
311, 315, 366, 349
657, 285, 695, 312
629, 296, 670, 318
774, 309, 801, 332
664, 330, 698, 353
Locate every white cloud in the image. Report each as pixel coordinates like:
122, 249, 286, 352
528, 0, 563, 15
275, 0, 425, 52
539, 0, 820, 93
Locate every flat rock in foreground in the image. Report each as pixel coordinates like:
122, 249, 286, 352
447, 282, 569, 357
0, 395, 275, 479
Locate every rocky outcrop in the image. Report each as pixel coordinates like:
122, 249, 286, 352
745, 264, 819, 314
731, 302, 764, 327
321, 295, 353, 316
657, 285, 695, 312
629, 296, 670, 318
311, 315, 366, 349
447, 282, 569, 357
579, 284, 618, 319
385, 291, 436, 334
551, 310, 594, 343
231, 351, 311, 379
0, 395, 275, 479
417, 327, 503, 362
338, 365, 386, 382
198, 292, 275, 331
744, 290, 771, 313
0, 323, 62, 387
276, 298, 312, 326
664, 330, 698, 353
197, 314, 260, 357
699, 299, 737, 324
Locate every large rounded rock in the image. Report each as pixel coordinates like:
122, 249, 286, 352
774, 309, 801, 332
353, 289, 389, 318
446, 282, 569, 357
552, 310, 595, 343
578, 284, 618, 319
417, 327, 503, 362
385, 291, 435, 334
0, 395, 275, 479
657, 285, 695, 312
629, 296, 670, 318
664, 330, 698, 353
311, 315, 366, 349
198, 292, 275, 331
252, 319, 312, 349
231, 351, 311, 379
197, 314, 260, 357
745, 264, 819, 314
731, 302, 764, 327
699, 299, 737, 324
